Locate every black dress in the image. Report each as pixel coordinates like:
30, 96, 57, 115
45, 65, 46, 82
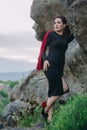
42, 31, 74, 97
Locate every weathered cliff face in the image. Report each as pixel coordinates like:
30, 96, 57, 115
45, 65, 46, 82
68, 0, 87, 53
30, 0, 87, 86
30, 0, 75, 40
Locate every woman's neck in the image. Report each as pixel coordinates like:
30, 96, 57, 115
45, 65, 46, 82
55, 30, 63, 36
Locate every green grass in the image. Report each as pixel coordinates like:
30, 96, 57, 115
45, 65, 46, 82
46, 94, 87, 130
18, 94, 87, 129
18, 106, 43, 127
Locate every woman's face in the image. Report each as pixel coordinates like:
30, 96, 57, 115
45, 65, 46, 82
54, 18, 65, 33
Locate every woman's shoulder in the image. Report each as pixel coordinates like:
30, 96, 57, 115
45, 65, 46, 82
46, 30, 55, 37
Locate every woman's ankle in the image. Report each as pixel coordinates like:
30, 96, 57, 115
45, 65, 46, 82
44, 106, 49, 113
47, 115, 52, 122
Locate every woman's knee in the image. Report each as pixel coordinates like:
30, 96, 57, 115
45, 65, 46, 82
51, 96, 60, 101
47, 96, 59, 106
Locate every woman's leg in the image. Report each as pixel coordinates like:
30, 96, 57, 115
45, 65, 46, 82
45, 96, 60, 113
44, 78, 68, 120
47, 102, 55, 121
45, 77, 68, 114
62, 77, 69, 93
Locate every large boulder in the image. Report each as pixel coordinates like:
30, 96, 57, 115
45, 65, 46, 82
68, 0, 87, 53
30, 0, 76, 40
30, 0, 87, 89
2, 100, 28, 127
10, 70, 48, 103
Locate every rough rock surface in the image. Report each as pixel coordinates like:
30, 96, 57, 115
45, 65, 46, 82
30, 0, 75, 40
1, 121, 44, 130
1, 70, 48, 128
10, 70, 48, 103
2, 100, 28, 127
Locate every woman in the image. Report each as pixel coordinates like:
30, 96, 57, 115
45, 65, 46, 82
37, 15, 74, 122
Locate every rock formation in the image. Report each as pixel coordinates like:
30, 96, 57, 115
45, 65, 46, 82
30, 0, 87, 89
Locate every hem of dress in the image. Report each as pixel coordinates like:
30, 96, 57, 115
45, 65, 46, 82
48, 93, 63, 98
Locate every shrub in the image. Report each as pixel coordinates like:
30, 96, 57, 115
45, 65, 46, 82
0, 90, 8, 97
7, 80, 19, 89
46, 94, 87, 130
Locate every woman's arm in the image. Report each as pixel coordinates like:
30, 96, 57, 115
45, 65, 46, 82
42, 51, 47, 61
42, 32, 52, 71
42, 33, 51, 61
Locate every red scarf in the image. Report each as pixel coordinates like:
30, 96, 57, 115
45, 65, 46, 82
37, 30, 53, 70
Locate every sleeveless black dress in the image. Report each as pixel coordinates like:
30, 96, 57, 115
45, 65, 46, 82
42, 31, 74, 97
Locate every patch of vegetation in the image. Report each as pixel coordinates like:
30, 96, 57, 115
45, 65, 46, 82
18, 106, 43, 127
18, 94, 87, 129
0, 80, 19, 89
0, 98, 9, 115
46, 94, 87, 130
0, 90, 9, 114
0, 90, 9, 115
7, 80, 19, 89
0, 90, 8, 98
0, 80, 18, 115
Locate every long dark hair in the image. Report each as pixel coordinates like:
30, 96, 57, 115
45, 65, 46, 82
54, 15, 71, 36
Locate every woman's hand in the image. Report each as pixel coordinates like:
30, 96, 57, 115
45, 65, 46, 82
43, 60, 50, 71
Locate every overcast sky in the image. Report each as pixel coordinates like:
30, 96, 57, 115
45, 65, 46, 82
0, 0, 41, 72
0, 0, 33, 33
